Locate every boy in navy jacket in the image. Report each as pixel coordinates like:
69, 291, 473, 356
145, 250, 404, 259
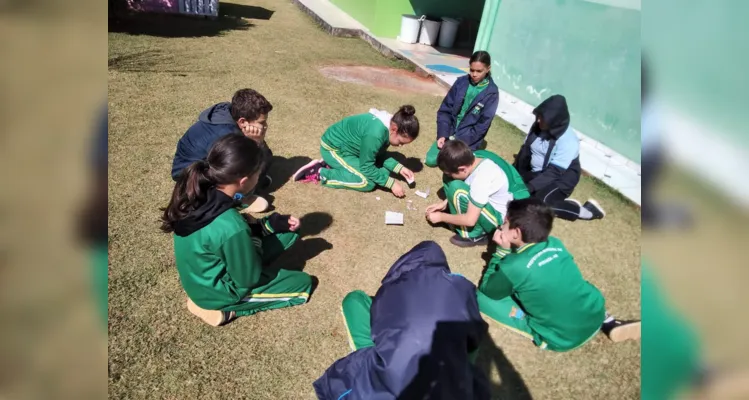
171, 89, 274, 212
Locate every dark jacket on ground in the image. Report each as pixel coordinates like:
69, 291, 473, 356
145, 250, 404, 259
513, 94, 581, 195
437, 75, 499, 150
171, 102, 273, 181
313, 241, 490, 400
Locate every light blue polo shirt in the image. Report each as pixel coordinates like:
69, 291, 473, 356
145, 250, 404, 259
529, 127, 580, 172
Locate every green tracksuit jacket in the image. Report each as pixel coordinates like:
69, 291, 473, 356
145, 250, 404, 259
479, 236, 606, 351
320, 113, 404, 189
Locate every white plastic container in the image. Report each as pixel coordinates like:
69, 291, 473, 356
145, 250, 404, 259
418, 18, 442, 45
438, 17, 460, 48
398, 15, 421, 44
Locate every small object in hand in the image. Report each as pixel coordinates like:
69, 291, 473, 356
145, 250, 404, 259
415, 187, 430, 199
406, 176, 415, 186
385, 211, 404, 225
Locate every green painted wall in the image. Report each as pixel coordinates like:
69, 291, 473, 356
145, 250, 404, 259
644, 0, 749, 151
329, 0, 377, 32
330, 0, 484, 39
483, 0, 641, 162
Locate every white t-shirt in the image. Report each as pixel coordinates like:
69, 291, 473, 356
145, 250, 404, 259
465, 159, 512, 219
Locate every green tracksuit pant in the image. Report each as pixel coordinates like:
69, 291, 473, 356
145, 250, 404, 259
341, 290, 479, 361
425, 141, 441, 168
319, 145, 378, 192
443, 179, 502, 239
221, 232, 313, 317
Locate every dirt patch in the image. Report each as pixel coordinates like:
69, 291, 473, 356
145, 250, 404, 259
319, 65, 447, 96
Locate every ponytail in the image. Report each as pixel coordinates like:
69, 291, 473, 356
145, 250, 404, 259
392, 104, 420, 139
160, 133, 264, 233
161, 160, 214, 233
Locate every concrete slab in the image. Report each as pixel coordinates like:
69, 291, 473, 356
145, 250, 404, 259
292, 0, 366, 37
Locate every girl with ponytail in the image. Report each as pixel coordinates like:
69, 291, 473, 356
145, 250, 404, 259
292, 105, 420, 198
161, 133, 313, 326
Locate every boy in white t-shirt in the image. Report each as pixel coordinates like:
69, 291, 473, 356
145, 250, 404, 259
426, 140, 530, 247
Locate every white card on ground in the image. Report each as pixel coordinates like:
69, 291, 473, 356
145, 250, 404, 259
415, 187, 430, 199
385, 211, 404, 225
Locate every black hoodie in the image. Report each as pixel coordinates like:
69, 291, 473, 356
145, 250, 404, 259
173, 189, 291, 238
513, 95, 581, 195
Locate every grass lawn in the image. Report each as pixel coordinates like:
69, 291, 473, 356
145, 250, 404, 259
108, 1, 641, 398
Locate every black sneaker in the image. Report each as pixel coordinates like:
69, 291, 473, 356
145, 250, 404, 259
601, 319, 641, 342
449, 234, 489, 248
293, 159, 326, 182
565, 198, 582, 208
583, 199, 606, 220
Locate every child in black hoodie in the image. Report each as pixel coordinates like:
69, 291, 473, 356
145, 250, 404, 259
513, 94, 606, 222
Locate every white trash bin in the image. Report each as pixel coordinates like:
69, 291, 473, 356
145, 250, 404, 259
438, 17, 460, 48
398, 15, 421, 44
418, 17, 442, 45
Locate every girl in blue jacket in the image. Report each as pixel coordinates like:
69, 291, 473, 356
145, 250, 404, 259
425, 51, 499, 168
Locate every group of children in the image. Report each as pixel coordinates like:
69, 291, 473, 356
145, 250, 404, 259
162, 51, 640, 398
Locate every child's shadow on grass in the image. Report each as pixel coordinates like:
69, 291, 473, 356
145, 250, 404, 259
268, 212, 334, 272
266, 155, 314, 193
475, 335, 534, 399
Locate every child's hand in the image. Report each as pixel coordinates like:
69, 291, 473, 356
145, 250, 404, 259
391, 182, 406, 198
493, 230, 511, 249
399, 167, 415, 183
437, 137, 446, 149
425, 200, 447, 214
426, 211, 443, 224
288, 216, 301, 232
244, 123, 267, 143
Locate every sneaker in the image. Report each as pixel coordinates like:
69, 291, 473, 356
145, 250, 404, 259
187, 298, 235, 327
601, 319, 641, 342
293, 159, 326, 183
583, 199, 606, 220
565, 198, 582, 208
449, 234, 489, 248
240, 195, 269, 213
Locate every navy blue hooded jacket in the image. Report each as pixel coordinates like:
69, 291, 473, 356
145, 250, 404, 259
170, 102, 273, 181
436, 75, 499, 150
313, 241, 490, 400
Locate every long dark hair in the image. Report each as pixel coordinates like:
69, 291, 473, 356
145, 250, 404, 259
391, 105, 420, 139
161, 133, 264, 233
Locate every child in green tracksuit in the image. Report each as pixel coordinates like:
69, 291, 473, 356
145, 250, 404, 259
426, 140, 529, 248
477, 197, 640, 350
293, 105, 420, 198
161, 134, 313, 326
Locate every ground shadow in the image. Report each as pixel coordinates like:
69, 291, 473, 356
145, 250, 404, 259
384, 152, 424, 173
299, 212, 334, 237
109, 11, 253, 38
269, 237, 333, 272
266, 155, 314, 193
475, 335, 534, 399
220, 3, 274, 20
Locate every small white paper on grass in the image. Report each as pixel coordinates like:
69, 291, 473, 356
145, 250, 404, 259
415, 187, 430, 199
385, 211, 404, 225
